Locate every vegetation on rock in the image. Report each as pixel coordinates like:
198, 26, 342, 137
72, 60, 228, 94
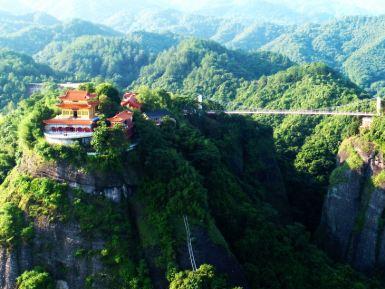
16, 268, 55, 289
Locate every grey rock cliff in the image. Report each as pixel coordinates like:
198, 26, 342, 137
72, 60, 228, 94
18, 153, 135, 202
0, 154, 133, 289
0, 218, 105, 289
319, 137, 385, 272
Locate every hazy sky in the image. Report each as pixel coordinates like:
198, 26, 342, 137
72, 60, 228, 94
0, 0, 384, 19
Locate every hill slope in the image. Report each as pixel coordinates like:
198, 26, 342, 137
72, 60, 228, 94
34, 33, 180, 87
133, 38, 292, 104
262, 16, 385, 93
0, 49, 55, 107
133, 42, 371, 230
0, 18, 121, 55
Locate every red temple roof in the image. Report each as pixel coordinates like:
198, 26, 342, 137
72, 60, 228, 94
121, 92, 142, 109
107, 110, 133, 123
59, 90, 97, 101
43, 118, 94, 125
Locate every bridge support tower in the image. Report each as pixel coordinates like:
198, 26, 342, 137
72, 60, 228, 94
377, 96, 383, 116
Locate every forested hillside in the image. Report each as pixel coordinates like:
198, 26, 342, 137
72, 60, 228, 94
34, 33, 180, 87
4, 9, 385, 97
0, 49, 56, 108
262, 16, 385, 93
232, 63, 370, 229
4, 0, 373, 25
106, 12, 385, 94
133, 39, 292, 104
0, 11, 59, 35
0, 18, 120, 55
105, 8, 294, 49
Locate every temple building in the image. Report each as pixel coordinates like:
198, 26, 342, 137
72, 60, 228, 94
107, 110, 134, 138
43, 90, 99, 145
143, 109, 172, 125
121, 92, 142, 110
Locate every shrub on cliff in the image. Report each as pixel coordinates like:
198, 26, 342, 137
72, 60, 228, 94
16, 268, 54, 289
0, 202, 25, 245
90, 123, 129, 171
18, 105, 55, 149
169, 264, 238, 289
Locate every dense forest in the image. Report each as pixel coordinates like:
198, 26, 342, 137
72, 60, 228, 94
0, 18, 120, 55
0, 49, 55, 108
261, 16, 385, 94
0, 84, 380, 289
132, 39, 292, 104
34, 34, 178, 87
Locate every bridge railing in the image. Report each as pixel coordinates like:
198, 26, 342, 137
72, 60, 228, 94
207, 108, 376, 117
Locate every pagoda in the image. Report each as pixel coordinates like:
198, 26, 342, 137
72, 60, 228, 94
43, 90, 99, 145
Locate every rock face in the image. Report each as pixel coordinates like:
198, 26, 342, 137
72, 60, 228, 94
0, 153, 250, 288
18, 153, 135, 203
0, 154, 133, 289
0, 217, 105, 289
176, 223, 249, 289
319, 137, 385, 273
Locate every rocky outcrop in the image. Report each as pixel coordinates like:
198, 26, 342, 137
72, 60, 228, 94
0, 217, 105, 289
18, 152, 135, 202
0, 153, 136, 289
319, 137, 385, 273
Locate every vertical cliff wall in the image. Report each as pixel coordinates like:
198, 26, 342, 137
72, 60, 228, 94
319, 137, 385, 273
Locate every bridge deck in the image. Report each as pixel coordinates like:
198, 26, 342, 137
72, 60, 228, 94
207, 109, 376, 117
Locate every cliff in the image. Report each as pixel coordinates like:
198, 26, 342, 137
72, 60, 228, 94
319, 136, 385, 273
0, 153, 132, 289
0, 152, 248, 289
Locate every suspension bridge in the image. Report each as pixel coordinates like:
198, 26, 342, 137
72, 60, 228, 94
207, 109, 376, 117
205, 97, 382, 118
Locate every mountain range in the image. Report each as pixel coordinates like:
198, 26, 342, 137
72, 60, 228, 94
0, 0, 382, 24
1, 10, 385, 95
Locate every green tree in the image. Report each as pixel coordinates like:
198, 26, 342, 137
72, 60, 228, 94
18, 105, 55, 149
90, 123, 129, 170
95, 83, 121, 117
78, 82, 96, 93
136, 86, 172, 111
96, 83, 120, 103
0, 202, 24, 245
169, 264, 232, 289
16, 268, 55, 289
97, 94, 120, 117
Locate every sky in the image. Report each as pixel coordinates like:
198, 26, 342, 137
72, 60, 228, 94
0, 0, 384, 19
270, 0, 384, 11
